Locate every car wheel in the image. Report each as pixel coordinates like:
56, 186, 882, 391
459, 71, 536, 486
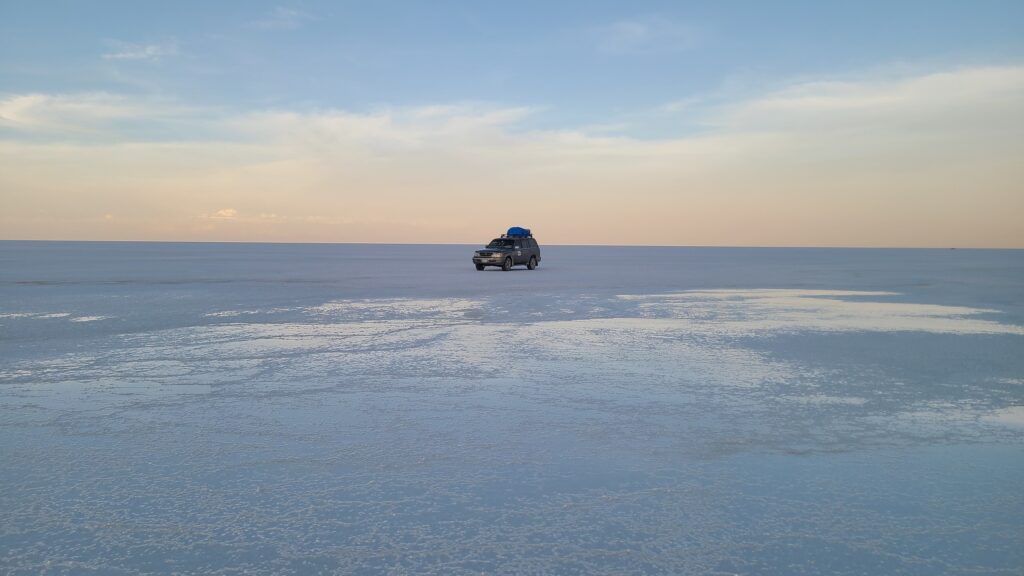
527, 256, 537, 270
502, 257, 512, 271
475, 263, 485, 271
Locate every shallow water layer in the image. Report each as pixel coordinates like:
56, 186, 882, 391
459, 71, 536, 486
1, 242, 1023, 574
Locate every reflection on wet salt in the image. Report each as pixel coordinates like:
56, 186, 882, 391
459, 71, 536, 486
11, 291, 1010, 461
204, 310, 246, 317
311, 298, 481, 320
1, 312, 110, 321
4, 243, 1024, 576
204, 307, 295, 318
620, 289, 1024, 335
517, 316, 805, 391
8, 292, 1022, 415
3, 280, 1023, 575
790, 394, 869, 406
985, 406, 1024, 428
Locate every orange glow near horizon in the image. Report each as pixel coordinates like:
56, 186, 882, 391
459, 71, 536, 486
2, 67, 1023, 248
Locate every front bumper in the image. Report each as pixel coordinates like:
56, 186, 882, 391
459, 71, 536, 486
472, 256, 509, 265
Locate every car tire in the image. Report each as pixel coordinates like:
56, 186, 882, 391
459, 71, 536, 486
502, 257, 512, 271
527, 256, 537, 270
475, 264, 485, 271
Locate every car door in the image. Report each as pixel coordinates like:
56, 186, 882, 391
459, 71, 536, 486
513, 241, 524, 264
524, 236, 540, 261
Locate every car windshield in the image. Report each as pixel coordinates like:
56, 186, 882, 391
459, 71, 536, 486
486, 239, 515, 248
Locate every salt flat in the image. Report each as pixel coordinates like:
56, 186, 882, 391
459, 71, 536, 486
1, 241, 1022, 574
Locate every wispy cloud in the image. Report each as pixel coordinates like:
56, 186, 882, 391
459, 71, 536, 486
227, 103, 539, 152
659, 96, 703, 113
0, 93, 201, 136
593, 16, 704, 54
715, 66, 1024, 133
0, 93, 146, 131
208, 208, 238, 220
249, 6, 314, 30
198, 210, 283, 231
102, 40, 177, 61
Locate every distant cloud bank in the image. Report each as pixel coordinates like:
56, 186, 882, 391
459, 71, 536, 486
101, 40, 178, 61
1, 65, 1022, 247
248, 6, 314, 30
593, 16, 705, 54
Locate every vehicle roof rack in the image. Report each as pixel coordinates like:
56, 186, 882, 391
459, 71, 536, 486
504, 226, 532, 238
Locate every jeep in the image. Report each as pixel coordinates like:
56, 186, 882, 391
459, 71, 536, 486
472, 228, 541, 271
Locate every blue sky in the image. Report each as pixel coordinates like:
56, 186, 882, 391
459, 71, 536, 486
1, 1, 1023, 246
4, 0, 1021, 130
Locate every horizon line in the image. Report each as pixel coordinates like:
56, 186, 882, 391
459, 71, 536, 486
2, 238, 1021, 251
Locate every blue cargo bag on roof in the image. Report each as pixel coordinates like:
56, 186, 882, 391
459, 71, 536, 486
506, 227, 531, 238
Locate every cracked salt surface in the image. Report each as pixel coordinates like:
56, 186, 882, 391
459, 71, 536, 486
1, 242, 1022, 575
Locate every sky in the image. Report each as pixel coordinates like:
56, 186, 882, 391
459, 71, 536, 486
1, 1, 1023, 247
